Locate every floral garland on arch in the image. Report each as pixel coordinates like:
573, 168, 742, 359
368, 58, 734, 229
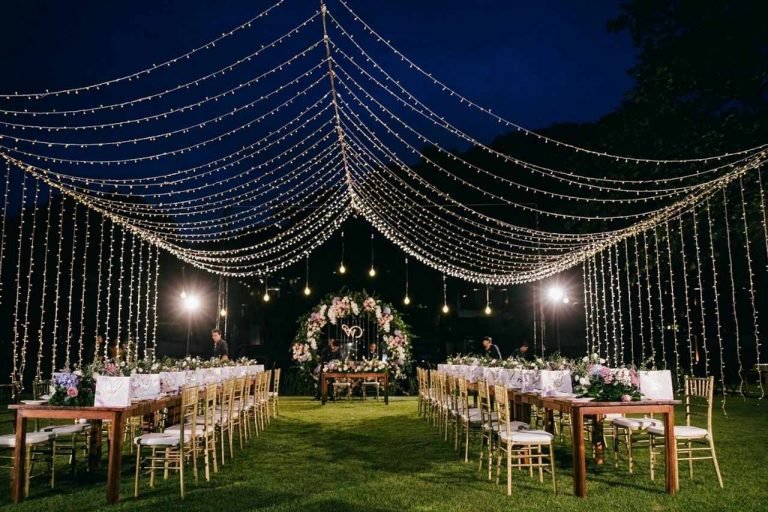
291, 290, 412, 380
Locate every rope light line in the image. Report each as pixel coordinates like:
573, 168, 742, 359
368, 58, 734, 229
623, 238, 636, 365
0, 0, 289, 100
10, 174, 28, 393
691, 208, 710, 376
653, 227, 667, 367
721, 188, 745, 396
332, 0, 768, 165
738, 176, 764, 398
663, 221, 681, 386
0, 164, 10, 304
329, 43, 748, 192
18, 179, 40, 388
677, 217, 695, 378
704, 198, 727, 407
63, 203, 79, 369
50, 194, 67, 377
76, 208, 90, 366
35, 186, 55, 380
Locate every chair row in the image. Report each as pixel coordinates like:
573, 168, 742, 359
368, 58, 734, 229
416, 368, 723, 494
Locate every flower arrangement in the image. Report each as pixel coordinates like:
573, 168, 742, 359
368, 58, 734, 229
48, 370, 95, 407
291, 290, 412, 380
322, 358, 388, 373
575, 360, 641, 402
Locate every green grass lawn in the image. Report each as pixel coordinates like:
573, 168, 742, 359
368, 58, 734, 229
1, 396, 767, 511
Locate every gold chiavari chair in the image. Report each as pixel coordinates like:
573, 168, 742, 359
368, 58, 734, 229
493, 384, 556, 496
269, 368, 281, 418
416, 368, 427, 417
0, 431, 55, 497
648, 376, 723, 488
134, 385, 199, 498
200, 383, 219, 480
231, 377, 247, 451
240, 374, 255, 441
477, 380, 496, 480
445, 375, 460, 447
428, 370, 439, 426
434, 372, 448, 437
457, 378, 483, 462
262, 370, 273, 427
217, 379, 236, 464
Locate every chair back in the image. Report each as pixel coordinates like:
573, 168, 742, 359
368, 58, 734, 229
435, 372, 447, 407
446, 375, 458, 410
684, 376, 714, 431
32, 380, 51, 400
272, 369, 281, 396
202, 383, 218, 433
179, 385, 200, 438
457, 378, 471, 417
493, 384, 512, 433
233, 377, 247, 414
219, 379, 235, 423
478, 380, 495, 431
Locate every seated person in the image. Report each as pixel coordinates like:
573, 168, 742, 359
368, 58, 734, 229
368, 342, 378, 359
320, 338, 345, 362
515, 341, 531, 359
482, 336, 502, 359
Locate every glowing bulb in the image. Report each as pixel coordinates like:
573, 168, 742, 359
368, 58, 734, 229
484, 305, 492, 315
403, 295, 411, 305
547, 286, 564, 302
220, 308, 227, 317
563, 297, 570, 304
369, 267, 376, 277
442, 304, 449, 314
180, 291, 187, 299
183, 295, 199, 312
304, 286, 311, 296
339, 263, 346, 274
262, 292, 270, 302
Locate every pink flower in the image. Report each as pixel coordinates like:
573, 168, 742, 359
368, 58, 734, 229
363, 297, 376, 311
620, 394, 632, 402
105, 363, 117, 376
67, 386, 79, 398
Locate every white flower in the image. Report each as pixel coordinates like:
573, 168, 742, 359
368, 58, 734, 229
599, 358, 606, 364
579, 377, 590, 386
582, 356, 589, 363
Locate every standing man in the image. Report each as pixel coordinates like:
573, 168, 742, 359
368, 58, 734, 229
515, 341, 531, 359
212, 328, 229, 361
482, 336, 502, 359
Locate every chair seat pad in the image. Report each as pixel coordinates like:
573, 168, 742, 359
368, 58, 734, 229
0, 432, 55, 447
268, 392, 279, 397
362, 381, 380, 386
498, 430, 554, 444
483, 420, 527, 432
164, 425, 207, 438
603, 413, 623, 420
613, 417, 662, 430
647, 425, 709, 439
41, 424, 89, 436
135, 432, 190, 446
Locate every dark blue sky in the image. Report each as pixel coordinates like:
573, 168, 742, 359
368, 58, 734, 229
0, 0, 635, 145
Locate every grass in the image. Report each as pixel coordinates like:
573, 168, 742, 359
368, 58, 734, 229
1, 396, 767, 511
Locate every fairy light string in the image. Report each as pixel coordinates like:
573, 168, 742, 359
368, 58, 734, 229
721, 188, 745, 396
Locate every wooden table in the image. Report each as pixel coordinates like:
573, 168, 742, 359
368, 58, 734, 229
470, 384, 680, 497
9, 395, 181, 505
321, 372, 389, 405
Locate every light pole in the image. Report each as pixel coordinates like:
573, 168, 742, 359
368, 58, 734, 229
182, 293, 200, 357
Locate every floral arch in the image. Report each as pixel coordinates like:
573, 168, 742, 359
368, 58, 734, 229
291, 291, 412, 380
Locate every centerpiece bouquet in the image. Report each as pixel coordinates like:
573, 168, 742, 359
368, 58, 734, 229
48, 369, 95, 406
573, 354, 641, 402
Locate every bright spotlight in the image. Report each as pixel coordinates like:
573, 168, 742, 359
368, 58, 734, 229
183, 295, 200, 312
368, 267, 377, 277
263, 292, 270, 303
547, 286, 564, 302
304, 286, 311, 296
339, 263, 346, 274
484, 305, 492, 315
441, 304, 450, 314
180, 290, 187, 299
403, 295, 411, 306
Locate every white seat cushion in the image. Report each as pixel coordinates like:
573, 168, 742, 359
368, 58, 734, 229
484, 420, 528, 432
0, 432, 55, 447
613, 417, 662, 430
498, 430, 554, 444
164, 425, 207, 438
647, 425, 709, 439
41, 424, 89, 436
269, 392, 278, 397
603, 413, 623, 420
135, 432, 191, 446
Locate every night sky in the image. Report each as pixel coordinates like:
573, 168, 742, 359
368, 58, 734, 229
0, 0, 635, 145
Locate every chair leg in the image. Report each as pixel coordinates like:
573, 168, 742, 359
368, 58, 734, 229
550, 443, 557, 494
464, 423, 470, 463
709, 438, 724, 488
627, 431, 634, 474
649, 435, 655, 481
134, 445, 141, 497
24, 447, 32, 498
506, 443, 512, 496
179, 448, 185, 500
149, 447, 157, 487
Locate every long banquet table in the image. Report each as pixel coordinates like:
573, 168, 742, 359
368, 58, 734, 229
469, 384, 681, 497
321, 371, 389, 405
9, 395, 182, 505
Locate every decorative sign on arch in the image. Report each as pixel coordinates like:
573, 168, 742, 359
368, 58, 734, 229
291, 290, 412, 380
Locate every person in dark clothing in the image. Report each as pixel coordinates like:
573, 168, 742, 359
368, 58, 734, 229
482, 336, 502, 359
515, 341, 531, 359
212, 328, 229, 361
320, 338, 345, 362
368, 342, 378, 359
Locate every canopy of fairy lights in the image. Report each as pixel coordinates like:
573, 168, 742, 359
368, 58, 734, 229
1, 0, 765, 398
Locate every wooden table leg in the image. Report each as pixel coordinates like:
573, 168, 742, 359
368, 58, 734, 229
107, 411, 125, 504
321, 374, 327, 405
592, 415, 605, 465
571, 408, 587, 498
88, 420, 103, 471
663, 407, 678, 494
12, 413, 27, 503
384, 373, 389, 405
